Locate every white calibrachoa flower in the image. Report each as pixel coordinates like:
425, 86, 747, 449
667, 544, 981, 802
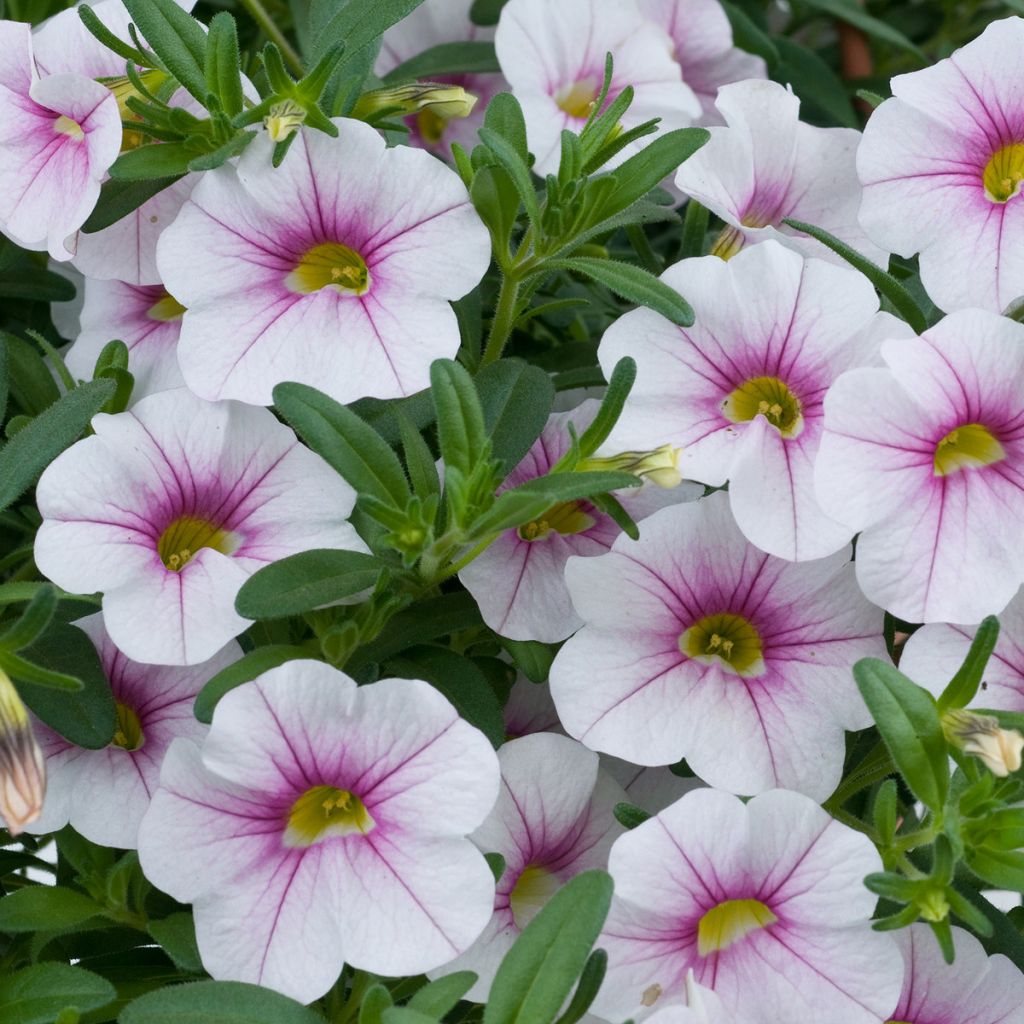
65, 279, 187, 400
816, 309, 1024, 624
27, 614, 239, 849
459, 401, 700, 643
503, 677, 562, 738
675, 80, 884, 263
493, 0, 701, 177
437, 732, 626, 1001
549, 492, 884, 801
858, 17, 1024, 314
156, 118, 490, 407
638, 0, 767, 124
33, 388, 363, 666
592, 789, 903, 1024
886, 924, 1024, 1024
901, 589, 1024, 713
600, 241, 908, 560
0, 20, 121, 259
645, 973, 733, 1024
375, 0, 507, 156
137, 661, 500, 1003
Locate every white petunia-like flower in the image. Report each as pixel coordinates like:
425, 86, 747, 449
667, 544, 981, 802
435, 732, 626, 1001
816, 309, 1024, 624
375, 0, 507, 157
886, 924, 1024, 1024
858, 16, 1024, 314
137, 660, 500, 1003
156, 118, 490, 407
550, 492, 885, 801
638, 0, 767, 125
599, 241, 908, 561
65, 279, 188, 401
494, 0, 701, 177
27, 613, 239, 849
0, 20, 121, 259
459, 401, 700, 643
34, 388, 364, 666
675, 80, 885, 263
593, 788, 903, 1024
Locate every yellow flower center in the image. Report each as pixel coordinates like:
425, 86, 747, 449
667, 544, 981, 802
556, 78, 599, 119
697, 898, 777, 955
680, 613, 765, 677
417, 106, 449, 144
933, 423, 1005, 476
509, 864, 561, 929
517, 501, 596, 542
283, 785, 375, 847
710, 225, 745, 260
983, 143, 1024, 203
157, 516, 238, 572
54, 115, 85, 142
147, 291, 187, 322
99, 70, 169, 151
287, 243, 370, 296
111, 701, 144, 751
722, 376, 803, 437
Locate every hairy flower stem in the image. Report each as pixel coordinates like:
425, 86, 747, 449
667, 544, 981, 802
238, 0, 304, 76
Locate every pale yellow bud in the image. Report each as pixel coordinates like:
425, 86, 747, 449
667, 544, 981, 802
917, 887, 950, 923
353, 83, 478, 123
0, 671, 45, 835
579, 445, 683, 489
942, 708, 1024, 777
265, 99, 306, 143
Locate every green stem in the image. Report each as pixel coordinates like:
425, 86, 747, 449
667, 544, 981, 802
27, 330, 76, 394
238, 0, 304, 77
480, 274, 521, 366
434, 532, 500, 584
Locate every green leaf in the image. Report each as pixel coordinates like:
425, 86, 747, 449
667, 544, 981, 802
873, 778, 898, 845
938, 615, 1000, 711
484, 871, 613, 1024
853, 658, 949, 812
205, 13, 243, 117
720, 1, 779, 68
122, 0, 209, 102
484, 92, 529, 165
382, 1011, 437, 1024
469, 0, 508, 25
194, 645, 311, 724
553, 949, 607, 1024
359, 986, 393, 1024
773, 37, 858, 129
965, 848, 1024, 892
397, 410, 440, 500
235, 550, 383, 619
479, 127, 540, 229
0, 887, 105, 934
4, 333, 59, 416
17, 619, 115, 746
431, 359, 489, 478
501, 639, 556, 684
471, 164, 521, 257
952, 883, 1024, 969
799, 0, 925, 58
109, 143, 199, 182
485, 852, 506, 884
0, 585, 57, 652
595, 128, 709, 218
0, 378, 114, 512
274, 382, 411, 509
312, 0, 426, 65
0, 268, 76, 303
82, 176, 184, 234
0, 963, 115, 1024
477, 359, 554, 474
472, 471, 639, 537
119, 980, 326, 1024
544, 258, 694, 326
0, 334, 8, 422
783, 218, 927, 333
383, 41, 499, 83
574, 356, 636, 459
407, 972, 477, 1017
148, 913, 203, 974
389, 646, 505, 748
613, 802, 650, 830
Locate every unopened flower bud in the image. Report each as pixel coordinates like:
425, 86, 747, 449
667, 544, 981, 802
265, 99, 307, 142
0, 670, 45, 835
942, 708, 1024, 777
917, 886, 950, 923
579, 444, 683, 489
353, 83, 478, 123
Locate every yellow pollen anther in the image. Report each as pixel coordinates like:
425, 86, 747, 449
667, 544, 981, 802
157, 516, 237, 572
983, 143, 1024, 203
284, 784, 375, 847
697, 898, 777, 955
681, 613, 765, 677
287, 242, 371, 296
111, 701, 143, 751
933, 423, 1005, 476
517, 501, 596, 542
722, 376, 803, 438
54, 115, 85, 142
555, 78, 599, 119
